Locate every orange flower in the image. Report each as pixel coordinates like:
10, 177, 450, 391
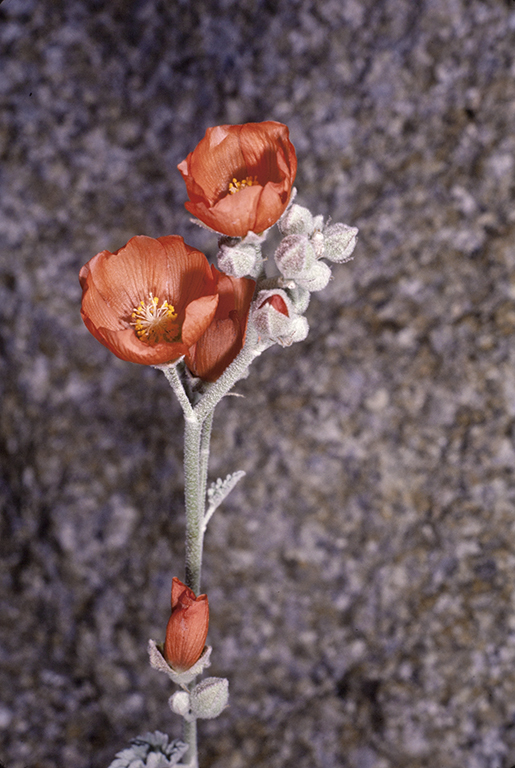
80, 235, 255, 377
80, 235, 222, 366
177, 121, 297, 238
164, 578, 209, 672
186, 271, 255, 382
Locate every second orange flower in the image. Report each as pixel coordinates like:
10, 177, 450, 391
177, 121, 297, 239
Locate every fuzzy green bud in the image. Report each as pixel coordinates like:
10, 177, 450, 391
169, 691, 193, 721
217, 238, 263, 278
274, 234, 317, 278
295, 260, 332, 292
278, 204, 314, 236
323, 223, 358, 263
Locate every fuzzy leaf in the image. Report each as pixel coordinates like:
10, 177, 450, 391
107, 731, 188, 768
206, 471, 246, 520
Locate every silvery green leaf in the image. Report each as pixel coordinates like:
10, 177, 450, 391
204, 471, 246, 529
107, 731, 187, 768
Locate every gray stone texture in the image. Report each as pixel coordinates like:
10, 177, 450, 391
1, 0, 515, 766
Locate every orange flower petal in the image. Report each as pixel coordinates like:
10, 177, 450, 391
171, 576, 192, 610
181, 293, 219, 347
186, 184, 263, 239
82, 237, 174, 318
97, 327, 188, 365
157, 236, 217, 313
187, 315, 242, 382
239, 122, 296, 184
215, 270, 255, 323
80, 261, 126, 332
186, 270, 255, 381
184, 125, 246, 203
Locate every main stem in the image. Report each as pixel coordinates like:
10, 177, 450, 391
164, 343, 264, 767
183, 414, 204, 604
182, 719, 198, 768
183, 412, 212, 767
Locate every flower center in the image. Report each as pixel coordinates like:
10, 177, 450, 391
228, 175, 258, 195
130, 293, 179, 345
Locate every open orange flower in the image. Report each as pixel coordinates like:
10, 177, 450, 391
79, 235, 220, 366
164, 578, 209, 673
80, 235, 255, 377
186, 271, 255, 382
177, 121, 297, 238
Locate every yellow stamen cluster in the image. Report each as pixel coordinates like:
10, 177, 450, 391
228, 175, 258, 195
130, 293, 178, 345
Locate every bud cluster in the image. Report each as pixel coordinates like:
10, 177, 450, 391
213, 194, 357, 350
228, 198, 358, 349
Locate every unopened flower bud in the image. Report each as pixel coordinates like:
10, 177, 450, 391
217, 238, 263, 278
190, 677, 229, 720
169, 691, 192, 720
278, 204, 314, 236
295, 260, 332, 292
274, 234, 316, 278
164, 578, 209, 673
253, 289, 309, 347
323, 223, 358, 263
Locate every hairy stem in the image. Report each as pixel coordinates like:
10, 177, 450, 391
183, 414, 203, 596
182, 718, 198, 768
162, 363, 194, 419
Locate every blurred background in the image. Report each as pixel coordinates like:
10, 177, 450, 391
1, 1, 515, 766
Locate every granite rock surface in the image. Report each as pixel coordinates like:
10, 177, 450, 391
1, 1, 515, 767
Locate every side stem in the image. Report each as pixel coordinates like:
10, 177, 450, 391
199, 411, 214, 512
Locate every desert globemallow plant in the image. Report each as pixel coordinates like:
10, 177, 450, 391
78, 121, 358, 768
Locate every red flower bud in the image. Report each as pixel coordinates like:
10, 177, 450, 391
164, 578, 209, 672
259, 294, 289, 316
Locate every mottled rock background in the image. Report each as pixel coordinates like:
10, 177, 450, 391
1, 0, 515, 766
